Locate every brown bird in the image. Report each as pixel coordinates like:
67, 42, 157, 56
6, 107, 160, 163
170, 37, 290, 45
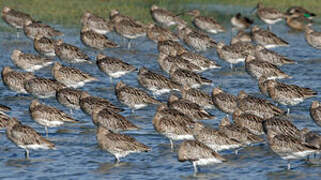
182, 88, 214, 109
232, 108, 265, 135
80, 26, 118, 50
33, 35, 57, 57
212, 87, 238, 115
310, 101, 321, 127
81, 11, 112, 35
2, 6, 33, 29
23, 19, 63, 39
24, 77, 66, 98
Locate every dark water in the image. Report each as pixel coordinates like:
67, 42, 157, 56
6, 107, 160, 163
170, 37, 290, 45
1, 5, 321, 180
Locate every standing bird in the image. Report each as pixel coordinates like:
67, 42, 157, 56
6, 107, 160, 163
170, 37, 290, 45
262, 117, 302, 139
146, 23, 179, 43
56, 88, 84, 111
54, 39, 92, 64
23, 19, 63, 40
251, 26, 288, 49
157, 40, 187, 57
230, 13, 253, 30
52, 62, 98, 88
81, 11, 112, 35
245, 55, 292, 80
137, 67, 181, 96
266, 80, 317, 114
10, 49, 54, 72
286, 7, 316, 20
310, 101, 321, 127
253, 3, 284, 30
1, 66, 36, 94
305, 24, 321, 49
6, 118, 55, 159
182, 88, 214, 109
285, 13, 311, 31
96, 125, 150, 163
232, 109, 265, 135
80, 26, 118, 50
169, 67, 212, 89
158, 53, 202, 74
183, 9, 225, 34
177, 140, 226, 174
24, 77, 66, 98
230, 30, 252, 45
33, 35, 57, 57
115, 81, 161, 111
168, 94, 215, 121
179, 51, 221, 71
150, 5, 186, 27
254, 45, 296, 66
96, 53, 136, 82
29, 100, 78, 136
212, 87, 238, 115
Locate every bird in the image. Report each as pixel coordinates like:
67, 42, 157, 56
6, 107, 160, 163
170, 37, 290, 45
152, 105, 196, 150
245, 55, 292, 80
264, 126, 317, 170
146, 23, 179, 43
56, 88, 84, 111
251, 26, 288, 49
310, 101, 321, 127
193, 123, 242, 152
0, 113, 11, 129
157, 40, 187, 57
253, 3, 284, 30
10, 49, 54, 72
212, 87, 238, 115
232, 108, 265, 135
0, 104, 11, 115
54, 39, 92, 64
181, 88, 214, 109
169, 67, 212, 89
230, 30, 252, 45
178, 51, 221, 71
137, 67, 181, 96
115, 81, 161, 111
167, 94, 215, 121
33, 35, 57, 57
157, 53, 202, 74
177, 140, 226, 174
219, 117, 264, 146
1, 66, 36, 94
79, 91, 123, 116
304, 24, 321, 49
23, 19, 63, 39
81, 11, 113, 35
150, 5, 185, 27
286, 6, 316, 20
237, 90, 285, 119
230, 13, 253, 30
184, 9, 225, 34
262, 116, 301, 139
301, 128, 321, 150
29, 99, 78, 136
96, 125, 150, 163
91, 106, 139, 132
254, 45, 296, 66
96, 53, 136, 82
1, 6, 33, 29
52, 62, 98, 88
80, 26, 119, 50
285, 13, 312, 31
6, 117, 55, 159
266, 80, 317, 114
24, 77, 66, 98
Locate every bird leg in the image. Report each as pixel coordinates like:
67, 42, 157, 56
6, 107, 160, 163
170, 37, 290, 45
109, 77, 113, 84
230, 63, 233, 70
45, 126, 48, 137
287, 108, 290, 116
268, 25, 272, 31
287, 161, 291, 170
127, 39, 131, 49
235, 149, 239, 155
169, 139, 174, 152
25, 149, 29, 159
115, 156, 120, 164
193, 161, 198, 175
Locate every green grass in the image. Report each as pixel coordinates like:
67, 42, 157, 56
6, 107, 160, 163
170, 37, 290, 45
0, 0, 320, 27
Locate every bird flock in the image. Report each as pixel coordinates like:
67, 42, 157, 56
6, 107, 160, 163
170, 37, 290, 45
1, 2, 321, 174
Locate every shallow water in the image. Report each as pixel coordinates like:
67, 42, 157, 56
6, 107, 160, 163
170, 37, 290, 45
1, 4, 321, 180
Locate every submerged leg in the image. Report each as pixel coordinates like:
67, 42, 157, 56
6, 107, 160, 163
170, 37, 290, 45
127, 39, 131, 49
45, 126, 48, 137
169, 139, 174, 152
193, 161, 198, 174
268, 25, 272, 31
287, 161, 291, 170
235, 149, 239, 155
25, 149, 29, 159
287, 108, 290, 116
115, 156, 120, 164
230, 63, 233, 70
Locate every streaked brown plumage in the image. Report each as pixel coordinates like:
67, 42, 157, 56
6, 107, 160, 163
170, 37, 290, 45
2, 6, 33, 29
245, 55, 292, 80
6, 118, 55, 159
52, 62, 98, 88
96, 125, 150, 162
1, 66, 36, 94
147, 23, 179, 43
255, 3, 284, 28
33, 35, 57, 57
186, 10, 225, 34
81, 11, 112, 35
157, 40, 187, 57
251, 25, 288, 48
178, 51, 221, 71
80, 26, 118, 50
137, 67, 181, 95
23, 19, 63, 39
157, 53, 202, 74
150, 5, 185, 27
255, 45, 296, 66
92, 107, 139, 132
115, 81, 161, 110
168, 94, 215, 121
212, 87, 238, 114
54, 39, 92, 64
29, 99, 77, 136
266, 80, 317, 106
79, 91, 123, 115
237, 90, 285, 119
262, 116, 301, 139
230, 30, 252, 45
154, 104, 194, 123
0, 104, 11, 114
230, 13, 253, 30
301, 128, 321, 149
11, 49, 54, 72
178, 140, 226, 173
305, 24, 321, 49
182, 88, 214, 109
232, 108, 265, 135
56, 88, 84, 110
310, 101, 321, 127
169, 67, 212, 89
0, 113, 11, 129
24, 77, 66, 98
